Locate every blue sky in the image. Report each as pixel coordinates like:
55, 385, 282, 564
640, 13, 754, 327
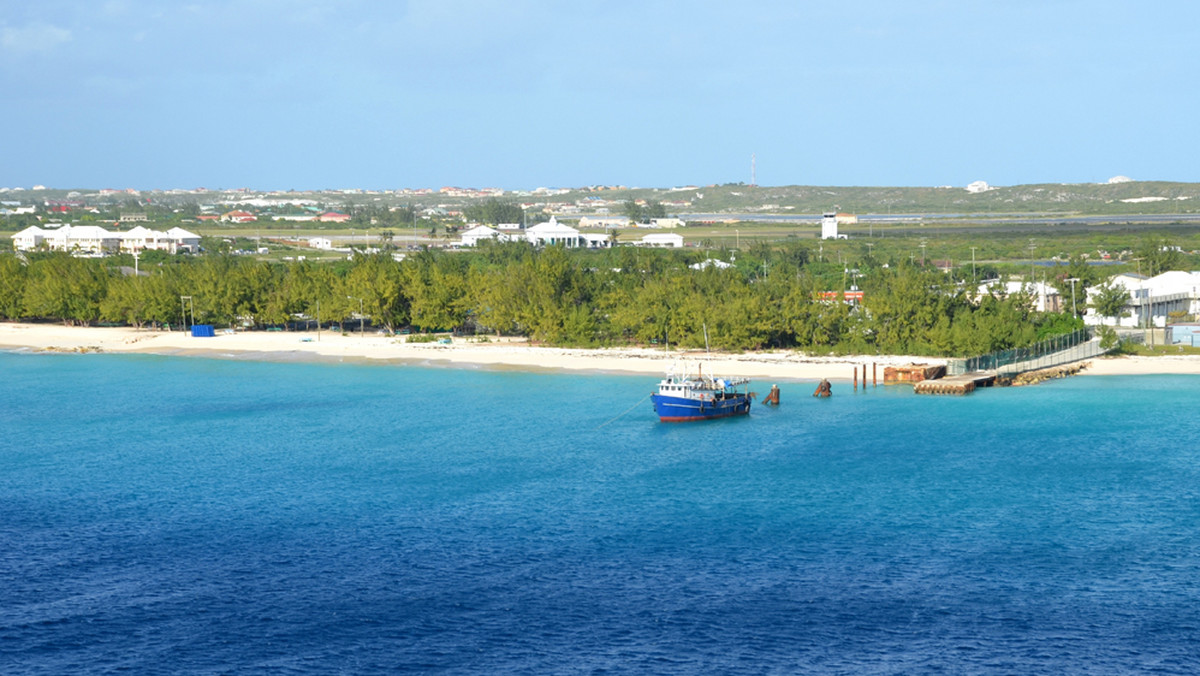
2, 1, 1197, 191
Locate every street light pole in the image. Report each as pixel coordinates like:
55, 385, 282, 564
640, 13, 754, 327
1066, 277, 1079, 316
970, 246, 977, 284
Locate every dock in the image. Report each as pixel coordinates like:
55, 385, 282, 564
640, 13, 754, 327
913, 371, 996, 395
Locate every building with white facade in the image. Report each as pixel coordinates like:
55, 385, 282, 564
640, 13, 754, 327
525, 217, 582, 247
821, 212, 841, 240
459, 225, 507, 247
119, 226, 200, 254
1084, 270, 1200, 327
638, 233, 684, 248
12, 224, 198, 255
11, 225, 121, 254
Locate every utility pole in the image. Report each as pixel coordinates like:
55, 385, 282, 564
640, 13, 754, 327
1066, 277, 1079, 316
1028, 239, 1036, 282
970, 246, 977, 284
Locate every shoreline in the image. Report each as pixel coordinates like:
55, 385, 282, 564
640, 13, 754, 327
2, 322, 1199, 380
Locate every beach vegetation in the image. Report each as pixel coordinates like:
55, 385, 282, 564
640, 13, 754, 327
0, 253, 27, 319
20, 253, 108, 326
0, 242, 1110, 358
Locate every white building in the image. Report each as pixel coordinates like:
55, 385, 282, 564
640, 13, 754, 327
119, 226, 201, 254
309, 237, 333, 250
649, 217, 685, 229
39, 225, 122, 254
13, 224, 197, 255
638, 233, 684, 248
164, 227, 201, 253
11, 225, 48, 250
525, 217, 582, 247
1084, 270, 1200, 327
459, 225, 506, 247
580, 233, 613, 249
821, 212, 840, 240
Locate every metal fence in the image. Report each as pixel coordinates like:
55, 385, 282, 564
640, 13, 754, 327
947, 328, 1101, 375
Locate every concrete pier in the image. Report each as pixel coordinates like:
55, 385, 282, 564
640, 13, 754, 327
914, 371, 996, 395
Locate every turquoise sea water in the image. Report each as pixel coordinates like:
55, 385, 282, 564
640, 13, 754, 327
3, 350, 1200, 673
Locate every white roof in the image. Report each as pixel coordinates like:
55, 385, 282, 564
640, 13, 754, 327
122, 226, 158, 238
57, 225, 116, 239
527, 217, 579, 237
166, 227, 200, 239
12, 225, 47, 237
462, 225, 500, 237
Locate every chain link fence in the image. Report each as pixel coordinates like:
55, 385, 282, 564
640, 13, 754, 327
947, 328, 1101, 375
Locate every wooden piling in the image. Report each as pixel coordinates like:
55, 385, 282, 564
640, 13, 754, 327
872, 363, 877, 387
853, 366, 858, 391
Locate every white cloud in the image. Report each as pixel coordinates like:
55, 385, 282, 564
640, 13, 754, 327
1, 22, 72, 54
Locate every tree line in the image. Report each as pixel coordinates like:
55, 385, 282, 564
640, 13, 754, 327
0, 243, 1083, 357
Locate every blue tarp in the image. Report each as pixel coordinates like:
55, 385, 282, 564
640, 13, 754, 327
191, 324, 215, 338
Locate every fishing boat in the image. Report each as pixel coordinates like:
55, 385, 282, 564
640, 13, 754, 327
651, 363, 752, 422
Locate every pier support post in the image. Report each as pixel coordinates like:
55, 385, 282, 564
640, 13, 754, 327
853, 366, 858, 391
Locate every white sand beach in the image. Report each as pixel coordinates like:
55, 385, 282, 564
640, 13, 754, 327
1, 322, 1197, 380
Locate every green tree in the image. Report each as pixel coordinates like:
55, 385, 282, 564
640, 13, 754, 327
100, 274, 154, 327
402, 250, 470, 331
464, 199, 524, 226
0, 253, 27, 319
342, 253, 408, 332
1050, 254, 1098, 314
1091, 282, 1130, 326
22, 253, 109, 325
622, 200, 644, 223
1136, 237, 1184, 276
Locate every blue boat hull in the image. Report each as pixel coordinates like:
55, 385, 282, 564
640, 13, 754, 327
651, 393, 751, 422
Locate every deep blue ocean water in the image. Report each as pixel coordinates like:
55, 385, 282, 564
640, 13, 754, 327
3, 351, 1200, 674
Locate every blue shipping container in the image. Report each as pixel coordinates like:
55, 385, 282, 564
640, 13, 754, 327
191, 324, 216, 338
